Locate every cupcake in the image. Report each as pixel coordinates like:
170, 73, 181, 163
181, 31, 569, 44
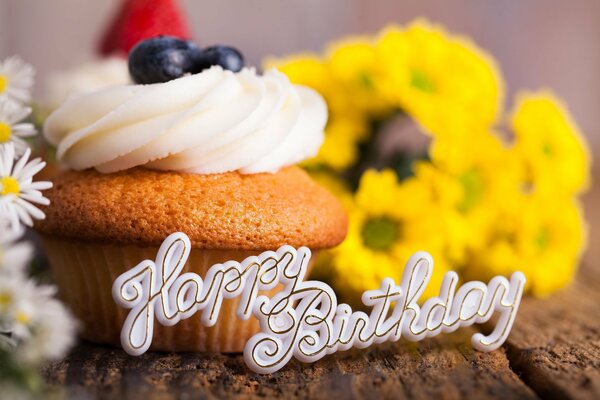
36, 39, 347, 353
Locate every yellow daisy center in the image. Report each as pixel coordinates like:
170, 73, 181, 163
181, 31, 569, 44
0, 293, 11, 306
1, 176, 20, 196
15, 311, 31, 325
458, 169, 484, 212
0, 121, 12, 143
0, 75, 7, 93
410, 69, 435, 93
361, 217, 399, 251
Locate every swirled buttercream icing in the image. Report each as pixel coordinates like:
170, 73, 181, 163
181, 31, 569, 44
44, 66, 327, 174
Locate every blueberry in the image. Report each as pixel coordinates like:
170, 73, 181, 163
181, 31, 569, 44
128, 36, 202, 84
193, 45, 245, 73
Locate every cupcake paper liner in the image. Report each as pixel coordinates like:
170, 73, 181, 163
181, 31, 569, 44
42, 236, 314, 353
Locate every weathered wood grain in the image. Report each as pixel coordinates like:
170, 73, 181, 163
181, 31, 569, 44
43, 328, 537, 400
501, 265, 600, 400
43, 265, 600, 400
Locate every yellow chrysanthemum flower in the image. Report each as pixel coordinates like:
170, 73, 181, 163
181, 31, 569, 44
417, 133, 523, 258
264, 53, 352, 117
326, 37, 395, 116
306, 169, 353, 208
267, 22, 590, 300
376, 20, 504, 138
266, 55, 372, 171
263, 54, 333, 102
465, 195, 586, 297
305, 114, 370, 171
329, 169, 451, 305
510, 91, 590, 196
404, 164, 472, 265
432, 133, 522, 209
306, 170, 354, 284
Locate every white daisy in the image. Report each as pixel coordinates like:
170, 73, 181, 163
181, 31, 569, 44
0, 217, 33, 276
0, 274, 76, 364
1, 277, 29, 339
0, 143, 52, 230
0, 274, 23, 325
17, 296, 77, 364
9, 278, 54, 341
0, 56, 35, 107
0, 101, 37, 155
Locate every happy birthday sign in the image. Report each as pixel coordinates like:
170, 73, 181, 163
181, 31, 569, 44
112, 232, 526, 374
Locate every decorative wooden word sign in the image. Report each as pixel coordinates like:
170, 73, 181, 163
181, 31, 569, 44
112, 232, 526, 374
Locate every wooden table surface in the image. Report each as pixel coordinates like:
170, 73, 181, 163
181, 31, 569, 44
43, 184, 600, 400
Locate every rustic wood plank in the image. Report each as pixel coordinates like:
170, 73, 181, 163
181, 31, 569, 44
489, 172, 600, 400
500, 266, 600, 400
43, 327, 537, 399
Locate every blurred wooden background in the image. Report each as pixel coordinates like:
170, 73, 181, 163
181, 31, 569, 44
0, 0, 598, 153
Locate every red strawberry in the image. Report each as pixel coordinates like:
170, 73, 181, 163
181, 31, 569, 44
98, 0, 191, 56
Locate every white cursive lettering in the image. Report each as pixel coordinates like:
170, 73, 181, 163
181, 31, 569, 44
112, 232, 526, 373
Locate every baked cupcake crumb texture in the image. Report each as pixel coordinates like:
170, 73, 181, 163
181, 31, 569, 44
36, 166, 347, 250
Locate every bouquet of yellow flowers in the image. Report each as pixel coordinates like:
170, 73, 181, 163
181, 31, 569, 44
266, 19, 590, 302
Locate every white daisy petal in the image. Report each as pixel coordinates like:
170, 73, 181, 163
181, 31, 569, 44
15, 198, 45, 220
2, 242, 33, 272
1, 144, 14, 171
20, 192, 50, 206
0, 82, 37, 155
7, 106, 31, 124
0, 263, 77, 365
27, 181, 53, 191
19, 160, 46, 181
12, 123, 37, 137
0, 143, 52, 230
18, 192, 48, 205
11, 147, 31, 176
0, 56, 35, 107
9, 212, 20, 230
13, 202, 33, 226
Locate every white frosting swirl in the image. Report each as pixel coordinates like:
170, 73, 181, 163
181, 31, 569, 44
44, 66, 327, 174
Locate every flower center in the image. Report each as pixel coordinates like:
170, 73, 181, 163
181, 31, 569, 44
458, 169, 483, 212
0, 176, 20, 196
15, 311, 31, 325
410, 69, 435, 93
0, 293, 11, 307
361, 217, 399, 251
0, 75, 7, 93
359, 71, 374, 90
0, 122, 12, 143
535, 228, 550, 251
542, 142, 553, 157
